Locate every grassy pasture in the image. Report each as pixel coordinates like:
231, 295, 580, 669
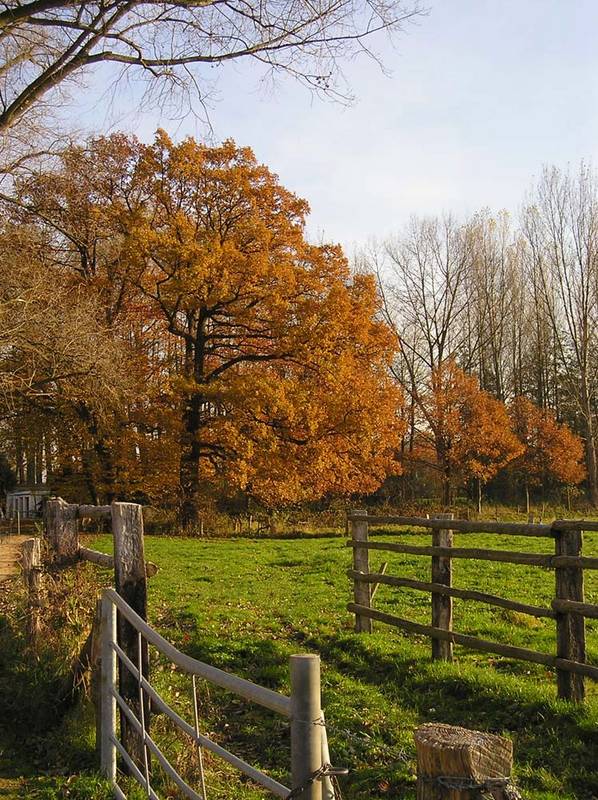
2, 527, 598, 799
86, 529, 598, 800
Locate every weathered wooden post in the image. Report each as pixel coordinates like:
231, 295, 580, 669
415, 723, 514, 799
431, 513, 453, 661
554, 524, 585, 701
100, 590, 117, 785
21, 537, 42, 646
112, 502, 149, 765
44, 497, 79, 563
350, 509, 372, 633
290, 654, 323, 800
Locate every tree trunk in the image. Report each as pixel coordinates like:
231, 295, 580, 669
179, 392, 202, 530
476, 478, 482, 515
582, 414, 598, 507
579, 374, 598, 507
525, 483, 530, 515
441, 464, 451, 508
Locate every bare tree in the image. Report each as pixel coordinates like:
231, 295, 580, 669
0, 0, 424, 132
522, 165, 598, 506
367, 215, 474, 501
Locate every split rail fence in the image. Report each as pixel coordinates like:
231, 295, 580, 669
24, 498, 339, 800
347, 509, 598, 702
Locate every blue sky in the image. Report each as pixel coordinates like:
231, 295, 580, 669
74, 1, 598, 252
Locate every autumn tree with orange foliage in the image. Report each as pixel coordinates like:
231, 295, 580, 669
509, 396, 586, 512
413, 360, 522, 507
95, 132, 399, 526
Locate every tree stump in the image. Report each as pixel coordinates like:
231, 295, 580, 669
415, 723, 514, 799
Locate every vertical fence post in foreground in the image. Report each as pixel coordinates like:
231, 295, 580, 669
44, 497, 79, 563
100, 591, 117, 784
431, 513, 454, 661
350, 509, 372, 633
290, 654, 323, 800
112, 502, 149, 767
21, 537, 42, 646
554, 525, 585, 702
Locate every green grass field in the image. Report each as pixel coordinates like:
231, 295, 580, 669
2, 527, 598, 799
85, 529, 598, 800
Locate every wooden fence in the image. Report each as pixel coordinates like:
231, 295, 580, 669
23, 498, 341, 799
347, 509, 598, 703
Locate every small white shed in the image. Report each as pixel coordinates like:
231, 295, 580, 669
6, 484, 51, 519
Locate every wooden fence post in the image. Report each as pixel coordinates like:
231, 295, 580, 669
100, 591, 117, 784
554, 526, 585, 702
21, 537, 42, 646
112, 502, 149, 766
432, 513, 453, 661
44, 497, 79, 563
415, 722, 513, 799
350, 509, 372, 633
290, 654, 323, 800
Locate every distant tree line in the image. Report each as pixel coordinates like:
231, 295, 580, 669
365, 167, 596, 508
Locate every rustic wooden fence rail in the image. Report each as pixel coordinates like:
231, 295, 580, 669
42, 497, 155, 762
36, 499, 340, 799
347, 510, 598, 703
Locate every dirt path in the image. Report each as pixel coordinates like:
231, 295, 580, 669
0, 535, 28, 583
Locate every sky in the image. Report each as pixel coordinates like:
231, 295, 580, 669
72, 0, 598, 254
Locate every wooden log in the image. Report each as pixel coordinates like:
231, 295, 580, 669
347, 603, 598, 679
551, 598, 598, 619
432, 514, 453, 661
348, 541, 554, 568
44, 497, 79, 562
79, 547, 159, 577
112, 502, 149, 769
554, 527, 585, 702
415, 722, 513, 799
21, 538, 42, 646
348, 571, 556, 619
351, 509, 372, 633
79, 548, 114, 569
552, 555, 598, 570
346, 514, 555, 537
77, 505, 112, 520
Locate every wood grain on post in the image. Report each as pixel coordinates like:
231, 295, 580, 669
21, 537, 42, 645
432, 513, 453, 661
415, 723, 513, 800
351, 509, 372, 633
44, 497, 79, 562
554, 526, 586, 702
112, 502, 149, 767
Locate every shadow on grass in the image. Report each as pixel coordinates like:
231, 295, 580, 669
161, 607, 598, 800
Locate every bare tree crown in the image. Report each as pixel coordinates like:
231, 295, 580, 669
0, 0, 424, 130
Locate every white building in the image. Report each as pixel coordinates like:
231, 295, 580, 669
6, 484, 51, 519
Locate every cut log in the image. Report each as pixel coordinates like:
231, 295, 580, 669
415, 722, 513, 799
